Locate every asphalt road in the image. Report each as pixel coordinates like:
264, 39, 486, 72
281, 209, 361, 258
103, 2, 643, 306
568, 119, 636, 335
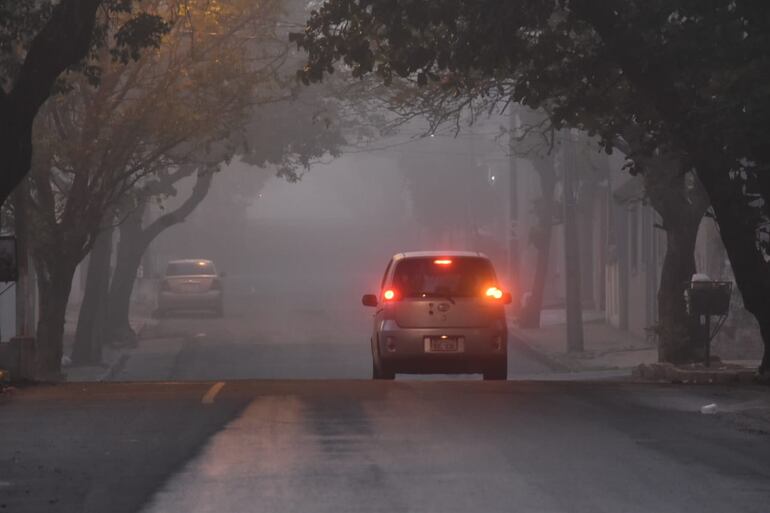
113, 277, 564, 381
2, 380, 769, 513
3, 279, 769, 512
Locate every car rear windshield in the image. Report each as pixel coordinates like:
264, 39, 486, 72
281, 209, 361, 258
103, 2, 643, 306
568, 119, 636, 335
392, 257, 496, 298
165, 261, 216, 276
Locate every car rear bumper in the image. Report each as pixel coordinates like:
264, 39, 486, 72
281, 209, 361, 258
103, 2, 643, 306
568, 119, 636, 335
375, 321, 506, 373
158, 290, 222, 311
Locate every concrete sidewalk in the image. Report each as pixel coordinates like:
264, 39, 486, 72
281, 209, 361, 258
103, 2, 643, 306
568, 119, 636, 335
62, 301, 158, 382
509, 309, 763, 383
509, 309, 658, 373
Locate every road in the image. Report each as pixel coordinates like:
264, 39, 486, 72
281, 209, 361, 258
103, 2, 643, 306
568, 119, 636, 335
3, 280, 770, 512
2, 380, 770, 513
111, 274, 565, 381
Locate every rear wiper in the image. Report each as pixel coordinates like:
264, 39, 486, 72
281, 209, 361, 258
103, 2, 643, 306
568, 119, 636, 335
421, 291, 456, 305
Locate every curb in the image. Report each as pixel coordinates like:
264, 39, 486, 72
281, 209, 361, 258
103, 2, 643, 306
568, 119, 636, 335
63, 347, 130, 383
633, 362, 761, 385
508, 331, 573, 373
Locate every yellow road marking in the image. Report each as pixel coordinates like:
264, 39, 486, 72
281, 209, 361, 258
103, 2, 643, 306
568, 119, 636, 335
201, 382, 226, 405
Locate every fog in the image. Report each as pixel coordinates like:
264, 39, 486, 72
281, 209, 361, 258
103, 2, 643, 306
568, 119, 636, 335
92, 124, 517, 380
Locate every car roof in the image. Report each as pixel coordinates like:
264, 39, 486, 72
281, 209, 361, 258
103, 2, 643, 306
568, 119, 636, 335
167, 259, 214, 265
393, 250, 488, 260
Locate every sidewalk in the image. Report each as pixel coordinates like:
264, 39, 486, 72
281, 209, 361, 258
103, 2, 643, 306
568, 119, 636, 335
62, 301, 158, 382
509, 309, 658, 373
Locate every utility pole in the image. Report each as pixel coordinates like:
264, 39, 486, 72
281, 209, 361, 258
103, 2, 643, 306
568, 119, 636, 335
508, 108, 520, 292
562, 130, 584, 352
14, 182, 31, 337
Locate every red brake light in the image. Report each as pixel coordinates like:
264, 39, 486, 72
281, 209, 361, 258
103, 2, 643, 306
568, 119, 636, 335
485, 286, 504, 300
383, 289, 396, 301
434, 259, 453, 265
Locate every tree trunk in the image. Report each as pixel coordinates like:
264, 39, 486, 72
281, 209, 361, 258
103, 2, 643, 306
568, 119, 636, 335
107, 213, 146, 346
656, 216, 700, 363
697, 166, 770, 375
34, 260, 77, 380
72, 226, 113, 364
0, 0, 102, 206
518, 156, 557, 328
107, 169, 215, 344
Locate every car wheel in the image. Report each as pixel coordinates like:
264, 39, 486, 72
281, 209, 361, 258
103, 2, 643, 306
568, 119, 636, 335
372, 360, 395, 380
483, 362, 507, 381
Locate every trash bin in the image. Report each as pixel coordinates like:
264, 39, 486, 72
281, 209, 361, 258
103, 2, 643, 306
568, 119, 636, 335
684, 275, 732, 366
685, 281, 732, 317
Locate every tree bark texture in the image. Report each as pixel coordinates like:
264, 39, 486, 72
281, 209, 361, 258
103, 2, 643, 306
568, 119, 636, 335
0, 0, 101, 206
656, 214, 701, 363
108, 210, 146, 345
518, 156, 557, 328
34, 258, 78, 379
697, 166, 770, 374
632, 153, 709, 364
72, 226, 113, 364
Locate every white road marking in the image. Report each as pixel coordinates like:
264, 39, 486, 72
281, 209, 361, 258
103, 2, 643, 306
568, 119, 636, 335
201, 382, 226, 405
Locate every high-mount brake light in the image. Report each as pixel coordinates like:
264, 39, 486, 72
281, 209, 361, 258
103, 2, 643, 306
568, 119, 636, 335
485, 286, 504, 300
383, 289, 396, 301
434, 259, 453, 265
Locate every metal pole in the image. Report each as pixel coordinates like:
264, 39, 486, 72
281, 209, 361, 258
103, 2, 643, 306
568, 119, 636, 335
563, 131, 584, 352
704, 315, 711, 367
508, 109, 519, 292
14, 183, 30, 336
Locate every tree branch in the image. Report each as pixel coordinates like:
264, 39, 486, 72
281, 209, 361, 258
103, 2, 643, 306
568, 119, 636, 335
143, 167, 215, 242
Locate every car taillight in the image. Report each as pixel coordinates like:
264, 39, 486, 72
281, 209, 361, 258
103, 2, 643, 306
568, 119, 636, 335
383, 289, 397, 301
485, 286, 504, 300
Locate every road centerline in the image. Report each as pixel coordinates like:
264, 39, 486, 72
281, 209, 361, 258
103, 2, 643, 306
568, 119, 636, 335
201, 381, 226, 404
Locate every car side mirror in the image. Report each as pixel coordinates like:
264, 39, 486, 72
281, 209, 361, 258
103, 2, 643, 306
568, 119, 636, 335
502, 292, 513, 305
362, 294, 378, 307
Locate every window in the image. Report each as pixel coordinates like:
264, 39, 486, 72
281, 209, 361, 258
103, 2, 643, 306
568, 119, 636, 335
165, 261, 216, 276
391, 257, 496, 298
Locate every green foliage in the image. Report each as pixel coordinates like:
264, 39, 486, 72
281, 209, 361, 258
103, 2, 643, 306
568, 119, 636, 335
0, 0, 169, 92
291, 0, 770, 177
110, 12, 170, 63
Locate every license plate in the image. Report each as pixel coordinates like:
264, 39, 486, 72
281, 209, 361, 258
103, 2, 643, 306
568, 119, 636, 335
426, 337, 461, 353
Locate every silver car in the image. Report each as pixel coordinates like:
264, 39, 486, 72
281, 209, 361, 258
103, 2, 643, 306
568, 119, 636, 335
157, 259, 224, 317
362, 251, 511, 380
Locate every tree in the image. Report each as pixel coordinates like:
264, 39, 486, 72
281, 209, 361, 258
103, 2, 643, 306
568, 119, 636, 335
291, 0, 770, 373
513, 111, 559, 329
0, 0, 167, 207
28, 0, 279, 376
82, 0, 358, 353
104, 166, 216, 347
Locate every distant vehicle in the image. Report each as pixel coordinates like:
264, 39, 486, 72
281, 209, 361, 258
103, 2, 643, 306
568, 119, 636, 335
157, 259, 224, 317
362, 251, 511, 380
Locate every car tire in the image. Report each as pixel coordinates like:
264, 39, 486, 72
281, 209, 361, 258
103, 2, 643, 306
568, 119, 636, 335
372, 360, 395, 380
483, 362, 507, 381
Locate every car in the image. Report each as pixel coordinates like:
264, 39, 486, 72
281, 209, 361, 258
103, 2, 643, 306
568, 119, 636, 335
157, 259, 224, 317
362, 251, 511, 381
